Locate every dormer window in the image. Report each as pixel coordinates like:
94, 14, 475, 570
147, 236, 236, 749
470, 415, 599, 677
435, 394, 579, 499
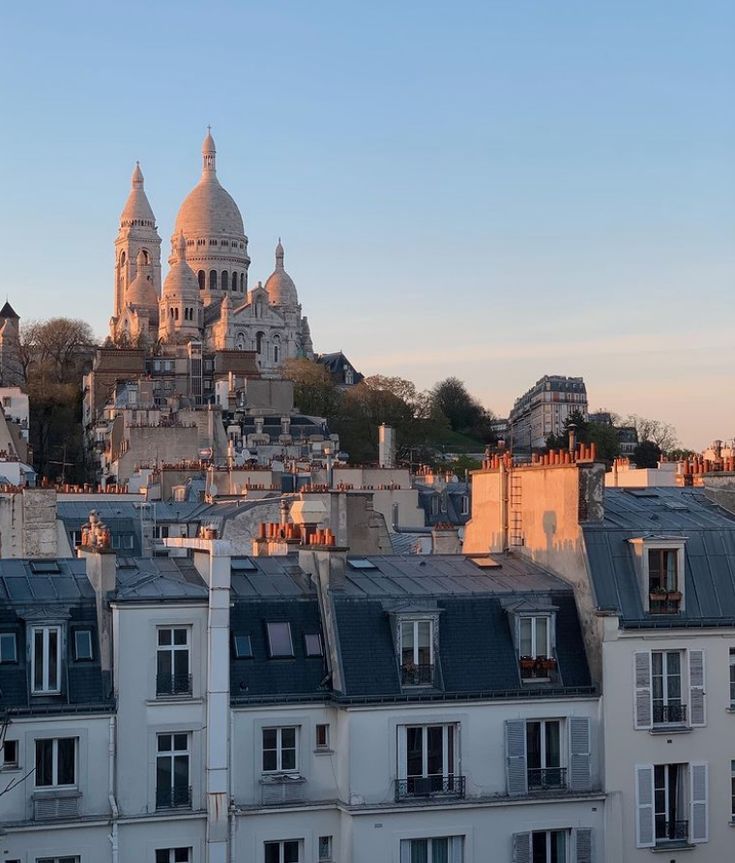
31, 626, 61, 695
399, 619, 434, 686
628, 537, 686, 615
518, 615, 556, 680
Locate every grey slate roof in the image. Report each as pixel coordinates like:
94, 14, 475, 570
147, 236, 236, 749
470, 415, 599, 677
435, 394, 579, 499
416, 482, 471, 527
584, 487, 735, 626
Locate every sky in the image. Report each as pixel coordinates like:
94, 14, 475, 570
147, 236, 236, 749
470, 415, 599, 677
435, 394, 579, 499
0, 1, 733, 450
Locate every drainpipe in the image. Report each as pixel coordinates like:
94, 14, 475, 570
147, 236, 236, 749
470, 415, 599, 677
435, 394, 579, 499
108, 716, 119, 863
499, 459, 509, 552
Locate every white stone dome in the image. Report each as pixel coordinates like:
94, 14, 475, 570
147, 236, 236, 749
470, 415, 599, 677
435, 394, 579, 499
264, 240, 298, 306
173, 131, 244, 238
120, 162, 156, 227
162, 234, 200, 300
126, 250, 158, 308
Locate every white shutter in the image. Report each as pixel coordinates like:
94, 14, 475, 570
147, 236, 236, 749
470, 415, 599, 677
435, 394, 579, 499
688, 650, 706, 727
400, 839, 411, 863
690, 762, 708, 843
397, 726, 407, 780
568, 717, 591, 791
512, 832, 531, 863
635, 764, 655, 848
505, 719, 528, 796
447, 836, 464, 863
575, 828, 592, 863
633, 651, 652, 729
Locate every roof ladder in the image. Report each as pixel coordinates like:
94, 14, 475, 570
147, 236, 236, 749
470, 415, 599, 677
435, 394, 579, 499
509, 472, 524, 547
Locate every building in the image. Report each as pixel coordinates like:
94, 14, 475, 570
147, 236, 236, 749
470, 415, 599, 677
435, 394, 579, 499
0, 302, 24, 390
464, 448, 735, 861
315, 352, 364, 388
0, 519, 604, 863
508, 376, 587, 451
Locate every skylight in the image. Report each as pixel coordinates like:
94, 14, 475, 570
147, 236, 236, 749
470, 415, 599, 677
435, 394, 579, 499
29, 561, 61, 574
348, 559, 377, 570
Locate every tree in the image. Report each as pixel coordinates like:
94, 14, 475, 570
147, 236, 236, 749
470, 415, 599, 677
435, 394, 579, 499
546, 410, 619, 463
625, 415, 678, 453
281, 358, 341, 418
22, 318, 94, 384
634, 440, 662, 469
430, 377, 496, 443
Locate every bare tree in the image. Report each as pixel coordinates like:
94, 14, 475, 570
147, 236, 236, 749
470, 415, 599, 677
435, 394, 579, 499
625, 415, 679, 452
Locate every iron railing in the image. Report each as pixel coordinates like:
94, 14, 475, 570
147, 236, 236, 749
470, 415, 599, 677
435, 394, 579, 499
156, 673, 193, 697
156, 784, 192, 810
527, 767, 567, 790
652, 703, 687, 725
400, 664, 434, 686
655, 818, 689, 843
394, 774, 466, 801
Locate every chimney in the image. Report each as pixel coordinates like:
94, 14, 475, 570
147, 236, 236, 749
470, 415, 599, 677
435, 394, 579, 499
379, 424, 396, 469
77, 511, 116, 675
431, 524, 461, 554
567, 423, 577, 455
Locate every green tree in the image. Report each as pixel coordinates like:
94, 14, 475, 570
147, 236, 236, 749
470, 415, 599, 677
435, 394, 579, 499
430, 377, 496, 443
281, 358, 341, 418
634, 440, 662, 468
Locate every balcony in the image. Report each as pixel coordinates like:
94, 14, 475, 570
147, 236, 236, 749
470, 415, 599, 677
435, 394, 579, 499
653, 703, 687, 725
528, 767, 567, 791
394, 774, 466, 802
400, 663, 434, 687
655, 819, 689, 845
649, 591, 682, 615
155, 784, 192, 810
156, 672, 193, 697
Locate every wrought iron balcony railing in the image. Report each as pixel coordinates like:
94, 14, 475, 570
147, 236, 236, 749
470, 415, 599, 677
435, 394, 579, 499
652, 703, 687, 725
394, 774, 466, 802
655, 818, 689, 844
400, 664, 434, 686
156, 672, 193, 697
155, 784, 192, 810
527, 766, 567, 790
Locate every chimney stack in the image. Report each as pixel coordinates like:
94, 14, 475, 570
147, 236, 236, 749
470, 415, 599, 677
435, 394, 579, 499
77, 511, 116, 675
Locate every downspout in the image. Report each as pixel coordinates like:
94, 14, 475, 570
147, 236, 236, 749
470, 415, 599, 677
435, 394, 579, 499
108, 716, 119, 863
499, 460, 509, 552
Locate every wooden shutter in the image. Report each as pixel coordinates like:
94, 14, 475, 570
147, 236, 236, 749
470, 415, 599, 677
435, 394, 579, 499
505, 719, 527, 796
635, 764, 655, 848
511, 832, 531, 863
575, 828, 592, 863
633, 651, 652, 729
690, 762, 708, 843
568, 717, 591, 791
688, 650, 706, 727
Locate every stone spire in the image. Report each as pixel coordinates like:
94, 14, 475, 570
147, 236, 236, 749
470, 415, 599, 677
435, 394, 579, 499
202, 127, 216, 176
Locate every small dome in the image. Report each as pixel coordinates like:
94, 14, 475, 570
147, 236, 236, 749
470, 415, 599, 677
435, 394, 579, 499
120, 162, 156, 226
162, 233, 200, 301
126, 250, 158, 308
264, 239, 298, 306
173, 131, 244, 239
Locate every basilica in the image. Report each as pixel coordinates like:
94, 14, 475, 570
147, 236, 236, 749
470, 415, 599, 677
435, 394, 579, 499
110, 130, 313, 370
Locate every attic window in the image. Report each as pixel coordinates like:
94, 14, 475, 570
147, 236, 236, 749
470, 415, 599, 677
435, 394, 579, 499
231, 558, 257, 572
349, 559, 377, 571
74, 630, 93, 661
628, 537, 686, 615
0, 633, 17, 663
233, 634, 252, 659
513, 613, 557, 681
266, 622, 294, 658
304, 633, 322, 657
398, 618, 435, 687
29, 561, 61, 574
471, 557, 502, 570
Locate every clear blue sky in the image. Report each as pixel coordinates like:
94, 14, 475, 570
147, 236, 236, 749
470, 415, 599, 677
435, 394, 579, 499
1, 1, 733, 449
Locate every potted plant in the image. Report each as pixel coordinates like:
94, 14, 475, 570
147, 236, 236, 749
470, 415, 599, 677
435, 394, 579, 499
519, 656, 535, 671
539, 656, 557, 672
667, 590, 682, 602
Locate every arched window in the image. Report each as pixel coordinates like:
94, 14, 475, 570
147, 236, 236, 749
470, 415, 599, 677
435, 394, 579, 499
198, 270, 206, 290
255, 300, 263, 319
175, 307, 179, 320
231, 271, 237, 290
235, 333, 246, 351
221, 270, 229, 292
256, 332, 264, 354
209, 270, 218, 292
170, 307, 174, 318
120, 251, 127, 266
273, 336, 280, 364
240, 273, 245, 291
141, 249, 149, 263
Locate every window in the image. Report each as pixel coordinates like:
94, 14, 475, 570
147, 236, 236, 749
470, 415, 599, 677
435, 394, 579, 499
635, 762, 708, 847
652, 651, 685, 724
209, 270, 218, 292
304, 633, 322, 657
155, 850, 191, 863
256, 331, 265, 354
0, 632, 17, 663
526, 720, 563, 790
156, 733, 190, 808
31, 626, 61, 694
2, 739, 18, 768
398, 724, 461, 799
262, 727, 297, 772
221, 271, 229, 291
267, 622, 293, 657
731, 760, 735, 822
233, 634, 253, 658
400, 837, 463, 863
153, 525, 170, 540
198, 271, 206, 290
156, 627, 191, 696
648, 547, 681, 613
35, 738, 76, 787
532, 830, 567, 863
73, 630, 93, 661
519, 616, 550, 659
315, 724, 330, 750
318, 835, 333, 862
729, 648, 735, 706
460, 495, 469, 516
399, 619, 434, 686
37, 858, 80, 863
264, 841, 299, 863
654, 764, 689, 844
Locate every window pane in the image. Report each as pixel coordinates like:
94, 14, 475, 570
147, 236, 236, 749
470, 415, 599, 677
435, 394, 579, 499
157, 755, 172, 790
0, 633, 16, 662
57, 738, 75, 785
281, 728, 296, 749
35, 739, 52, 785
158, 734, 172, 752
173, 734, 188, 751
410, 839, 428, 863
283, 841, 300, 863
401, 622, 414, 665
174, 850, 190, 863
417, 621, 431, 665
281, 746, 296, 771
262, 728, 277, 750
159, 629, 172, 646
545, 722, 560, 768
406, 727, 423, 776
267, 622, 293, 657
173, 754, 189, 788
264, 843, 281, 863
157, 649, 172, 676
234, 635, 252, 658
48, 630, 58, 689
526, 722, 541, 770
263, 750, 277, 771
427, 726, 443, 775
174, 650, 189, 677
305, 634, 322, 656
173, 629, 187, 645
535, 618, 548, 655
155, 852, 169, 863
34, 629, 44, 690
432, 837, 449, 863
74, 631, 92, 660
520, 619, 532, 656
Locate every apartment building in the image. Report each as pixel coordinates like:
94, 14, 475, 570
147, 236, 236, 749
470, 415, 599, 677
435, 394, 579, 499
508, 376, 587, 451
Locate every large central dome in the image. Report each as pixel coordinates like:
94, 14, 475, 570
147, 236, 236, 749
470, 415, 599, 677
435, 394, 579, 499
173, 131, 245, 238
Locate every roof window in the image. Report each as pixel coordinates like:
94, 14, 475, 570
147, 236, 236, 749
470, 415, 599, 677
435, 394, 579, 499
348, 559, 377, 571
0, 633, 17, 663
29, 560, 61, 574
231, 558, 257, 572
233, 634, 253, 659
304, 633, 323, 657
73, 630, 93, 661
266, 622, 294, 658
